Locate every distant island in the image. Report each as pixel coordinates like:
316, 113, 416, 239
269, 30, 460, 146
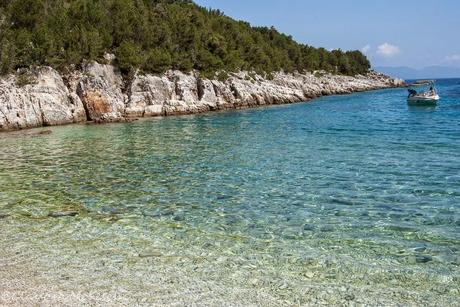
375, 66, 460, 79
0, 0, 403, 131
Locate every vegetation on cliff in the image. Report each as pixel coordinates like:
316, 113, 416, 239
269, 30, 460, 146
0, 0, 371, 77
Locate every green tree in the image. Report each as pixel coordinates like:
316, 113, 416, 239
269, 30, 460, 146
0, 37, 16, 74
143, 48, 172, 73
115, 41, 143, 73
0, 0, 371, 77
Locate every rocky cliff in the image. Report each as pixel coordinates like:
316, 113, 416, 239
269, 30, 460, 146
0, 60, 404, 131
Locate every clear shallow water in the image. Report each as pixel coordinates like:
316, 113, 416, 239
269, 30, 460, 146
0, 79, 459, 305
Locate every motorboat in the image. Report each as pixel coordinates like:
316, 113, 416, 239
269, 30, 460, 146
407, 80, 440, 105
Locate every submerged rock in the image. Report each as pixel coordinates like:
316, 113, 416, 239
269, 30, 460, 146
407, 254, 434, 264
415, 254, 433, 263
33, 129, 52, 136
48, 210, 79, 218
344, 293, 356, 301
303, 224, 316, 231
138, 251, 163, 258
320, 225, 335, 232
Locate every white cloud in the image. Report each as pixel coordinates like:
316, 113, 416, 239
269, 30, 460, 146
376, 43, 400, 57
361, 45, 371, 54
444, 54, 460, 62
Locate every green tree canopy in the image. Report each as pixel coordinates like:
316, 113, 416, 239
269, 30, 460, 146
0, 0, 371, 76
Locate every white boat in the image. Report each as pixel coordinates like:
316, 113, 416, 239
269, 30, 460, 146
407, 81, 440, 105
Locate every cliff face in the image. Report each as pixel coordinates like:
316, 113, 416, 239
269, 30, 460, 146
0, 61, 404, 131
0, 67, 86, 130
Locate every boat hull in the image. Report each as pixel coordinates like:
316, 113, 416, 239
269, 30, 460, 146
407, 94, 439, 106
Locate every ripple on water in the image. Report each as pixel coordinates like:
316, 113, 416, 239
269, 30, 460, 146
0, 80, 459, 305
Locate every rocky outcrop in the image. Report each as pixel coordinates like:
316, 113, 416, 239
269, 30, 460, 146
0, 61, 404, 131
125, 70, 404, 118
0, 67, 86, 130
76, 62, 126, 121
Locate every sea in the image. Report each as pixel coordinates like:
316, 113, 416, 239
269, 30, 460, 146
0, 79, 459, 305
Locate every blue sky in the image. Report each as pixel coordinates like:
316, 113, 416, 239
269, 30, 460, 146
194, 0, 460, 69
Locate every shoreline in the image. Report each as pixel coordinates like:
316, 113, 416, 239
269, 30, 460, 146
0, 86, 395, 136
0, 62, 404, 133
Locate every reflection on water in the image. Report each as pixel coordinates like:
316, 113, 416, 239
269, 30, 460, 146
407, 105, 437, 111
0, 79, 459, 305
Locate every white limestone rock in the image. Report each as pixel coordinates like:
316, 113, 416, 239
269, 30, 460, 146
0, 67, 86, 130
0, 62, 404, 131
76, 62, 126, 121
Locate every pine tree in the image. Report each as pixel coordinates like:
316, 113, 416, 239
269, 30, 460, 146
0, 0, 371, 76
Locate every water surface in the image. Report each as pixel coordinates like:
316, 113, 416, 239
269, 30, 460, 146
1, 79, 459, 305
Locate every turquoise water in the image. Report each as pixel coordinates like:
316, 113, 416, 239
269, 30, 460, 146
1, 79, 459, 305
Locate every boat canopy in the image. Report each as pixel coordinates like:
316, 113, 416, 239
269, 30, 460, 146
408, 80, 436, 88
412, 80, 432, 85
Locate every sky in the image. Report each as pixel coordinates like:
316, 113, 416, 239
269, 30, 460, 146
194, 0, 460, 69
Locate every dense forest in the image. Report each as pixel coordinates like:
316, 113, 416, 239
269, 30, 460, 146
0, 0, 371, 77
